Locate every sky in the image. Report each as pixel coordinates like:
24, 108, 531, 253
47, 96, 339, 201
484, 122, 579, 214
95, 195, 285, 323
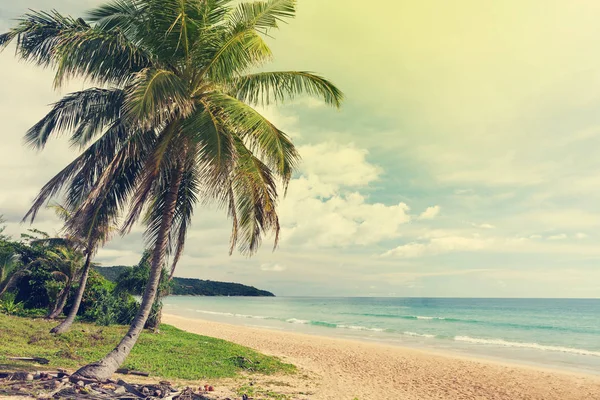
1, 0, 600, 297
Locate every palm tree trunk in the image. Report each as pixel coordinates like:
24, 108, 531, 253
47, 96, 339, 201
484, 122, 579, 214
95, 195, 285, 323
72, 165, 184, 382
47, 284, 71, 319
0, 272, 22, 298
51, 252, 93, 334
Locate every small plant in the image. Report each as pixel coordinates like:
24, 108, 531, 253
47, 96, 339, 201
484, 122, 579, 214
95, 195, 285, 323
0, 293, 24, 315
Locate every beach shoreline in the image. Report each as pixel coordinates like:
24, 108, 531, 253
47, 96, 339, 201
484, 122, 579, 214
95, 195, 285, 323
164, 314, 600, 400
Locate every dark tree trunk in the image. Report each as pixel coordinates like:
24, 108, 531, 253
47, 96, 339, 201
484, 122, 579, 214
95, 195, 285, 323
0, 272, 22, 297
72, 165, 184, 382
51, 252, 93, 334
47, 284, 71, 319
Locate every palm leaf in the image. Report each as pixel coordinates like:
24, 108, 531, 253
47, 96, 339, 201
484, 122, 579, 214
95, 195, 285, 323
25, 88, 124, 149
228, 0, 296, 33
233, 71, 344, 108
125, 68, 193, 127
203, 92, 299, 187
227, 135, 280, 255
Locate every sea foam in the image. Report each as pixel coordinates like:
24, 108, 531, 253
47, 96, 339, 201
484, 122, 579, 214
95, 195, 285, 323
454, 336, 600, 357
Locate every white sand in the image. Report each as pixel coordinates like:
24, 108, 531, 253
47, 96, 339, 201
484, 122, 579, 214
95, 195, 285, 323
164, 314, 600, 400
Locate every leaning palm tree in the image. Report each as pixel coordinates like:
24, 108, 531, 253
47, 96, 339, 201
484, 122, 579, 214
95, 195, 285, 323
1, 0, 342, 380
45, 204, 116, 333
0, 250, 24, 298
44, 246, 85, 319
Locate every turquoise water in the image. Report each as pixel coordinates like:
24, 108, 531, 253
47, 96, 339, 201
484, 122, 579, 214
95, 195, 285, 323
163, 297, 600, 374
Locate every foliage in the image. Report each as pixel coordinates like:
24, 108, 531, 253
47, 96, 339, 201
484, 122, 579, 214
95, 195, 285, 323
0, 314, 295, 379
92, 265, 129, 281
171, 277, 274, 296
75, 269, 138, 326
95, 266, 274, 296
0, 293, 24, 316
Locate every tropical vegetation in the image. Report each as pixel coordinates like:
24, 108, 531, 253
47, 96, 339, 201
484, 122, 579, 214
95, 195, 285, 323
0, 0, 342, 381
96, 265, 275, 296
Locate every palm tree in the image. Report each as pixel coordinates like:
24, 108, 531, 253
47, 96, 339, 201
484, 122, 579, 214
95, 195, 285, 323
1, 0, 342, 380
0, 250, 24, 298
44, 204, 115, 333
44, 246, 85, 319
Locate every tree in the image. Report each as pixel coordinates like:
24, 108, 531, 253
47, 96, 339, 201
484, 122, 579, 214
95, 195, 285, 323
0, 221, 31, 298
114, 250, 171, 330
0, 247, 23, 298
45, 204, 116, 334
44, 246, 85, 319
1, 0, 342, 381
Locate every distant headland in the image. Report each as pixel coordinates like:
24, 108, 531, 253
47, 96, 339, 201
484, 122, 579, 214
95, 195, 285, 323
94, 266, 275, 297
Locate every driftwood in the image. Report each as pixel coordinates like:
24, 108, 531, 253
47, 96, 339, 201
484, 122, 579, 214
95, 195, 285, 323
7, 356, 50, 365
116, 368, 150, 377
0, 369, 215, 399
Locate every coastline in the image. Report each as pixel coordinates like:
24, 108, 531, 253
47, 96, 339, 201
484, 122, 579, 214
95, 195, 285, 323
164, 314, 600, 400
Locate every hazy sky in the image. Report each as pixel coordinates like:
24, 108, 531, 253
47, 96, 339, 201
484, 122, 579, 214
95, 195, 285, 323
2, 1, 600, 297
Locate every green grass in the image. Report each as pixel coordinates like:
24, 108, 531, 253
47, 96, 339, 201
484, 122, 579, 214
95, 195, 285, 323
0, 314, 294, 380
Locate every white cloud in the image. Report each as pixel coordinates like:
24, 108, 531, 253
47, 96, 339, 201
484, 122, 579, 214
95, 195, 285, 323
471, 222, 496, 229
260, 264, 287, 272
382, 235, 492, 258
418, 205, 441, 220
576, 232, 588, 239
273, 140, 413, 248
547, 234, 568, 240
297, 142, 382, 188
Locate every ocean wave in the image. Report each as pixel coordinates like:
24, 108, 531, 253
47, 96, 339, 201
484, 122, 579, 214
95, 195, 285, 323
194, 309, 270, 319
286, 318, 310, 324
403, 331, 436, 338
454, 336, 600, 357
342, 313, 595, 334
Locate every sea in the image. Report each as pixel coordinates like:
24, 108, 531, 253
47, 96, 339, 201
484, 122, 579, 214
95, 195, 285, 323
163, 297, 600, 374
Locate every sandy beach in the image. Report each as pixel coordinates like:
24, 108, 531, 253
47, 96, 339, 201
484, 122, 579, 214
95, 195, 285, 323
164, 314, 600, 400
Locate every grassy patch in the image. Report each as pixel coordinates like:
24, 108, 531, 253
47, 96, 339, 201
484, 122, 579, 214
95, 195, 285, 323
0, 314, 294, 380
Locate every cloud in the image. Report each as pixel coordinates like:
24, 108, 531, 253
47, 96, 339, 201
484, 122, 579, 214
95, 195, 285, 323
547, 234, 568, 240
418, 206, 440, 220
471, 223, 496, 229
575, 233, 588, 239
260, 264, 287, 272
382, 236, 492, 258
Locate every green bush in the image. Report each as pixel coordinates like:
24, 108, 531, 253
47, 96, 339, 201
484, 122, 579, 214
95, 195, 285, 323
0, 292, 24, 315
76, 270, 138, 326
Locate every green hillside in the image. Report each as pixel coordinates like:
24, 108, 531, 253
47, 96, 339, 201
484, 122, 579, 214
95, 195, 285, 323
94, 266, 275, 297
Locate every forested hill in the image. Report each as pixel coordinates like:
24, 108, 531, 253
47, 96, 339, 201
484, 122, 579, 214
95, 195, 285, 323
94, 266, 275, 297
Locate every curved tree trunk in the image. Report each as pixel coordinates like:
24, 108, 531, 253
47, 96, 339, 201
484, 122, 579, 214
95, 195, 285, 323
51, 252, 93, 334
72, 165, 184, 382
0, 272, 23, 297
47, 284, 71, 319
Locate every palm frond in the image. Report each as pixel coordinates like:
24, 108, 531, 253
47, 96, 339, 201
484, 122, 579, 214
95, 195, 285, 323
204, 92, 299, 187
53, 27, 151, 87
25, 88, 124, 150
227, 135, 280, 255
199, 27, 272, 84
125, 68, 193, 127
87, 0, 146, 34
183, 103, 236, 189
233, 71, 344, 108
228, 0, 296, 33
121, 122, 181, 233
66, 129, 155, 248
0, 10, 87, 66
